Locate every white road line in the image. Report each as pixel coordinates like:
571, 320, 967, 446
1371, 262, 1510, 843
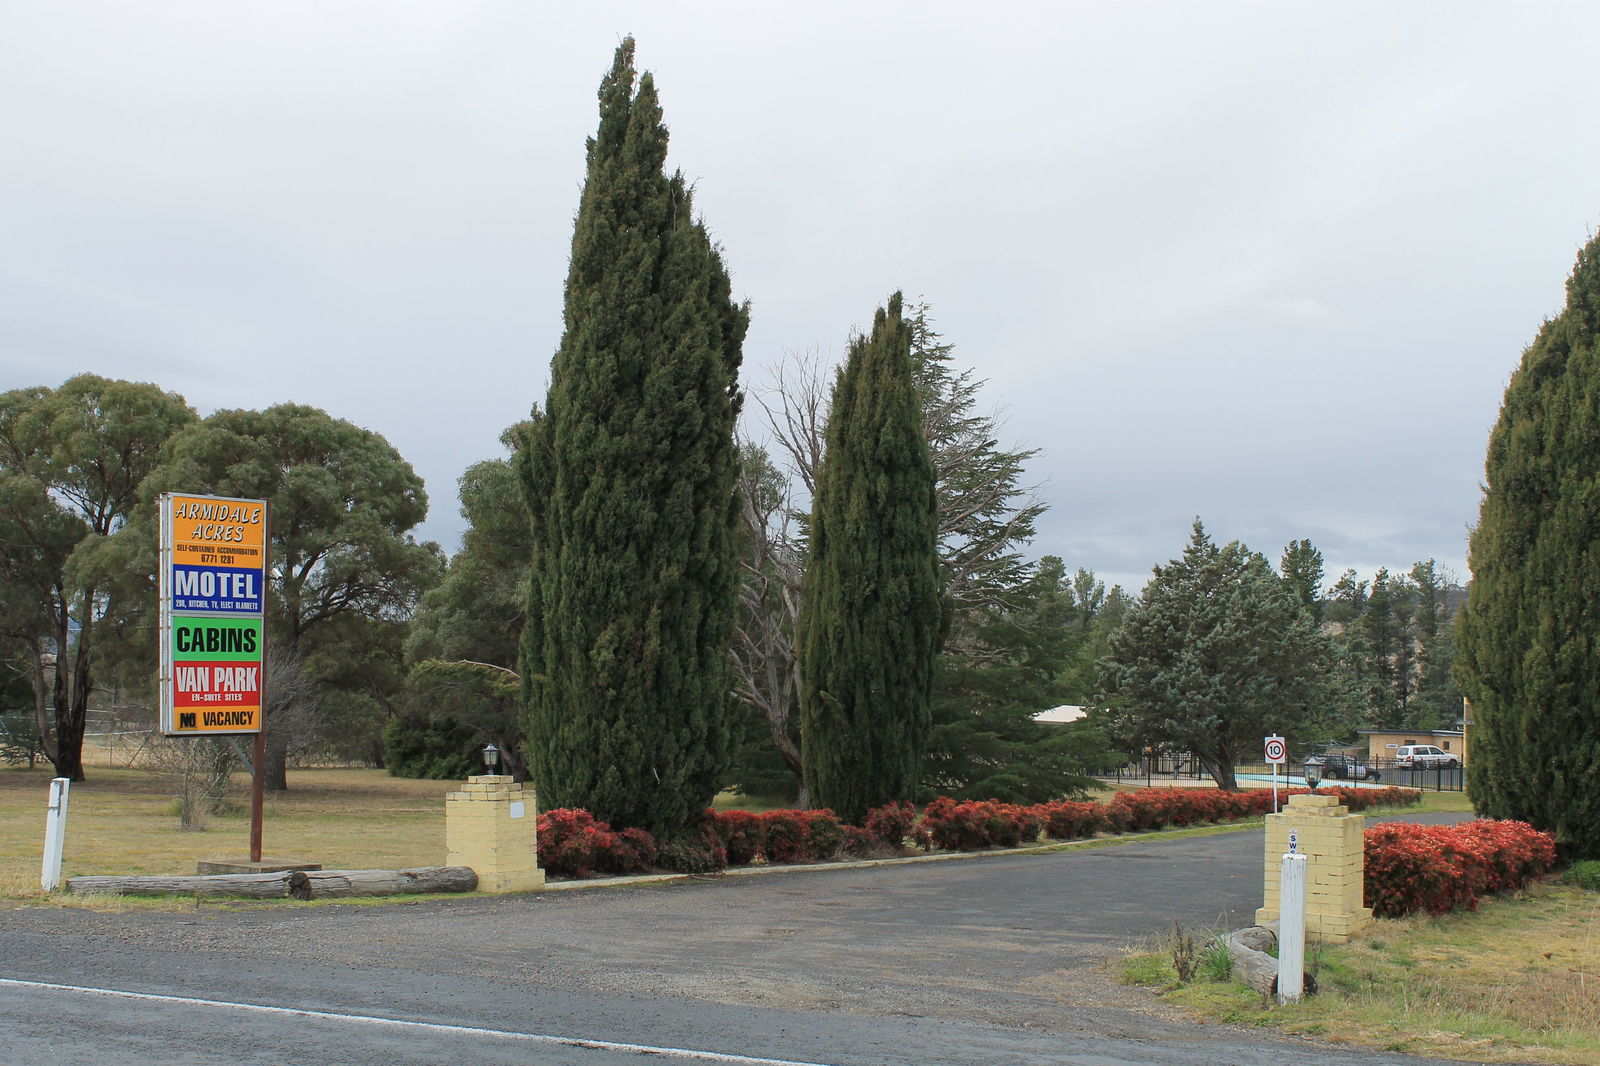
0, 977, 839, 1066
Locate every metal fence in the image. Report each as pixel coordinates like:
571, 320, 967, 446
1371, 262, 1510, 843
1104, 752, 1467, 792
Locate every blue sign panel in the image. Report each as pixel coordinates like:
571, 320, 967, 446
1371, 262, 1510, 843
171, 565, 264, 614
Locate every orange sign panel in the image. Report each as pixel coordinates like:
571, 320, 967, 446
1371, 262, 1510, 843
168, 494, 267, 570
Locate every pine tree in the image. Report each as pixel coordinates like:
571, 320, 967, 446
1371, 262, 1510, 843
1098, 520, 1346, 790
798, 293, 942, 824
1279, 539, 1325, 622
1459, 232, 1600, 858
519, 39, 747, 839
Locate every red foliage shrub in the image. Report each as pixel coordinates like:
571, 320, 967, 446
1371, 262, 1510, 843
1321, 785, 1421, 812
864, 801, 919, 848
1364, 819, 1556, 917
759, 810, 809, 862
1104, 789, 1230, 831
802, 810, 846, 860
841, 824, 878, 857
920, 797, 1043, 849
655, 815, 729, 874
710, 809, 764, 865
536, 808, 656, 879
1031, 800, 1107, 840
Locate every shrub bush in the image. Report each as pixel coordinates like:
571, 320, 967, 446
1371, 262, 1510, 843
1364, 819, 1556, 917
536, 808, 657, 879
710, 809, 765, 865
920, 797, 1043, 849
841, 824, 879, 857
802, 809, 846, 861
656, 836, 729, 874
759, 810, 810, 863
1031, 800, 1107, 840
863, 801, 918, 848
1563, 859, 1600, 891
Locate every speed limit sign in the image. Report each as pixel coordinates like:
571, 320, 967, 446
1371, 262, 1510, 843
1265, 735, 1287, 764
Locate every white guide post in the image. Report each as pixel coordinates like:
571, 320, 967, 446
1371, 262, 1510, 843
1277, 834, 1307, 1004
41, 777, 70, 892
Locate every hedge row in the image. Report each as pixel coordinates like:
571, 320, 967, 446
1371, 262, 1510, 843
1363, 819, 1557, 917
538, 786, 1423, 878
919, 786, 1419, 848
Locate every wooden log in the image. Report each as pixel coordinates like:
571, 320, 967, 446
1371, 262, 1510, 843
1228, 943, 1282, 996
1218, 926, 1318, 998
300, 867, 477, 898
68, 871, 298, 898
1226, 925, 1277, 954
66, 866, 476, 899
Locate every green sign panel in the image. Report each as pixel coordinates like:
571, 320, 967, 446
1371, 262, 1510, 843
171, 617, 263, 662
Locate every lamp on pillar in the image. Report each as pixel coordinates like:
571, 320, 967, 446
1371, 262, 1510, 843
1303, 756, 1323, 792
482, 743, 500, 775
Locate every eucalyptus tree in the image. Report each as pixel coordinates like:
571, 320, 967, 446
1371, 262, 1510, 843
0, 375, 196, 780
141, 403, 441, 789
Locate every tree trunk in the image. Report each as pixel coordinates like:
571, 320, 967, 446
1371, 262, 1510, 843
1198, 749, 1237, 791
50, 640, 87, 783
263, 726, 290, 792
28, 642, 58, 769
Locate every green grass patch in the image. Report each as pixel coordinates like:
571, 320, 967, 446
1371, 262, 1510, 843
1, 765, 455, 906
1122, 882, 1600, 1064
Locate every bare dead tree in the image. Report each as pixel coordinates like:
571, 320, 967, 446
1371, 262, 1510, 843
730, 440, 807, 804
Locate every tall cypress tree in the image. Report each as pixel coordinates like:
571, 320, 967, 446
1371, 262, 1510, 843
1459, 232, 1600, 859
799, 293, 942, 824
520, 39, 747, 839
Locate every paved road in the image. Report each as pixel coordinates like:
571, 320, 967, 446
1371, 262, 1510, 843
0, 815, 1469, 1065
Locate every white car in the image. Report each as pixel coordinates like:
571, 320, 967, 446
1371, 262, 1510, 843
1394, 744, 1459, 769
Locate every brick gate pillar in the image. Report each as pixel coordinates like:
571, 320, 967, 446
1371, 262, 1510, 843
1255, 792, 1372, 943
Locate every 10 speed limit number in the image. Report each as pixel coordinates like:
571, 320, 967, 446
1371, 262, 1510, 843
1265, 735, 1287, 764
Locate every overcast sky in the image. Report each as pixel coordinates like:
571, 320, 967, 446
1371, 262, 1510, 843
5, 2, 1596, 593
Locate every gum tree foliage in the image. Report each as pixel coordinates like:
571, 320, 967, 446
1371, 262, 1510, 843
1097, 520, 1346, 790
138, 403, 442, 790
1459, 232, 1600, 858
519, 39, 747, 839
0, 375, 196, 781
397, 426, 530, 779
798, 293, 943, 823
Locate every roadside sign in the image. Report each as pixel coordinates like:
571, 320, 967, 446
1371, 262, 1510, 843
159, 493, 268, 735
1265, 735, 1287, 764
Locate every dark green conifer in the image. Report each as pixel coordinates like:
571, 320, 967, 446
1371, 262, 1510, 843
798, 293, 942, 823
1459, 232, 1600, 858
519, 39, 747, 838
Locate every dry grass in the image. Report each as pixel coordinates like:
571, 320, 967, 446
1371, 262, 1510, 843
1124, 882, 1600, 1064
1, 764, 454, 903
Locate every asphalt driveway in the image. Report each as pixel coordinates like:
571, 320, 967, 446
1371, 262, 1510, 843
0, 814, 1474, 1065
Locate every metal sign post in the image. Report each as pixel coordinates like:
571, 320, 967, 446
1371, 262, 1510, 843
159, 493, 269, 862
1264, 734, 1286, 813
